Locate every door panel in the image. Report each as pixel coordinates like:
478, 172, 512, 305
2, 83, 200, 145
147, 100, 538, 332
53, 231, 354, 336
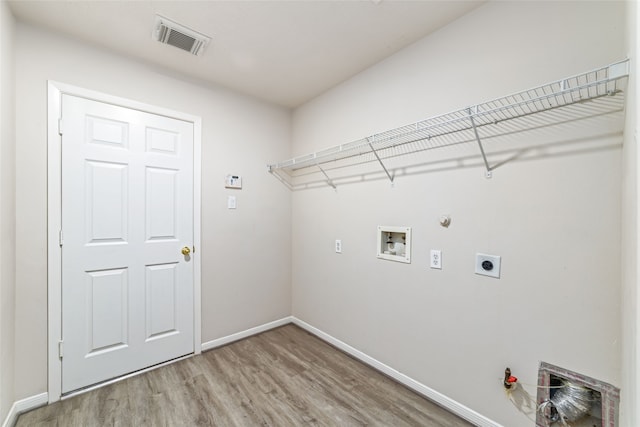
146, 263, 179, 339
146, 167, 178, 240
85, 161, 128, 244
86, 115, 129, 148
61, 94, 194, 393
86, 268, 129, 354
146, 127, 179, 154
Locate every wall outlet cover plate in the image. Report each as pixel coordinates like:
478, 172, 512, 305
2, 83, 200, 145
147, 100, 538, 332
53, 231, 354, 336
475, 253, 501, 278
430, 249, 442, 269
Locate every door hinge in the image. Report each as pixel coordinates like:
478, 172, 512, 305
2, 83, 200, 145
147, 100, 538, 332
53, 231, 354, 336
58, 340, 64, 359
59, 230, 64, 247
58, 118, 64, 135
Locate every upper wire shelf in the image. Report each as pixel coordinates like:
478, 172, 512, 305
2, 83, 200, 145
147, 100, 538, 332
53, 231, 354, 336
268, 59, 630, 189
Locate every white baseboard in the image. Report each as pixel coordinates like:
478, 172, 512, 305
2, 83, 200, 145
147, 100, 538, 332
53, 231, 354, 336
291, 317, 501, 427
201, 316, 293, 352
2, 393, 48, 427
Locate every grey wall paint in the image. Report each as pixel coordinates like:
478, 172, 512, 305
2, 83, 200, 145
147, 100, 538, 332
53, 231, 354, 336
621, 1, 639, 425
13, 23, 291, 399
4, 1, 637, 426
0, 0, 16, 422
291, 2, 626, 426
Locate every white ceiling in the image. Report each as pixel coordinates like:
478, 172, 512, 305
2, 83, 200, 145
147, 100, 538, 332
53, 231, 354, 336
8, 0, 484, 108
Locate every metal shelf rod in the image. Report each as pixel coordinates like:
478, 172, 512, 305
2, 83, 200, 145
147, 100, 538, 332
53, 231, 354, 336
368, 139, 394, 183
467, 108, 492, 178
316, 163, 336, 189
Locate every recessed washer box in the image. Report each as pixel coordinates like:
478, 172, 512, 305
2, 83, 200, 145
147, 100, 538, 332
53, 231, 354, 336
377, 226, 411, 264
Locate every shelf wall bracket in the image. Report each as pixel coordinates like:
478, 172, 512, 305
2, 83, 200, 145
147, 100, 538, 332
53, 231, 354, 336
316, 163, 337, 189
467, 107, 492, 179
368, 139, 394, 184
267, 166, 293, 191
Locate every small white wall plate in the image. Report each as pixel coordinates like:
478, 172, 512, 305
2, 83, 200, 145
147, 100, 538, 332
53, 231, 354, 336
475, 253, 501, 278
430, 249, 442, 269
227, 195, 237, 209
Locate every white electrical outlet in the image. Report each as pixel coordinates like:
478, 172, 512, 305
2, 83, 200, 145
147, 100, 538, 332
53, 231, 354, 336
335, 240, 342, 253
430, 250, 442, 269
475, 253, 501, 278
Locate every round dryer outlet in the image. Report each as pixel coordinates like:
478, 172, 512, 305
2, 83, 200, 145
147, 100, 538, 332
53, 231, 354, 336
475, 253, 501, 278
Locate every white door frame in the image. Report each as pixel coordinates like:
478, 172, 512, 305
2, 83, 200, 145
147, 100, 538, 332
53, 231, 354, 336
47, 81, 202, 403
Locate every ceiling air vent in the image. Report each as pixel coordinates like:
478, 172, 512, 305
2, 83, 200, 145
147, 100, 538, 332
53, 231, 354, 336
153, 15, 210, 56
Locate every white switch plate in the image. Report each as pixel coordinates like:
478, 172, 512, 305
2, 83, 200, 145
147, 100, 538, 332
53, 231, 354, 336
475, 253, 501, 278
430, 250, 442, 269
227, 195, 236, 209
335, 240, 342, 253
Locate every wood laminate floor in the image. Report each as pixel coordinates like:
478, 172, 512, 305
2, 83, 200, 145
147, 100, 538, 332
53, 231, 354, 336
17, 324, 474, 426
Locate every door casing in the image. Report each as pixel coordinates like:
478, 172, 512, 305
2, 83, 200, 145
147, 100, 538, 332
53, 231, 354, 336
47, 81, 202, 402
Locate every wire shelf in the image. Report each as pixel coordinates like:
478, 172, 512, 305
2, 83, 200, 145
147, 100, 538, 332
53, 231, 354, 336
268, 59, 630, 188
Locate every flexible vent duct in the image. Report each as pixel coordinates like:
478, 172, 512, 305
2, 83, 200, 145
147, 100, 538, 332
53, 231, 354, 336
153, 15, 210, 56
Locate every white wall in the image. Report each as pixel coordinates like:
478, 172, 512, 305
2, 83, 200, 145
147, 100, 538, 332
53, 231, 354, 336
291, 2, 626, 426
5, 2, 635, 425
0, 0, 16, 422
13, 23, 291, 400
621, 1, 639, 425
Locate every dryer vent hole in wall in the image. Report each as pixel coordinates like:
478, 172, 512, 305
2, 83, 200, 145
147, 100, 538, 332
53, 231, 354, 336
505, 367, 602, 425
501, 362, 620, 426
536, 362, 620, 427
538, 376, 602, 425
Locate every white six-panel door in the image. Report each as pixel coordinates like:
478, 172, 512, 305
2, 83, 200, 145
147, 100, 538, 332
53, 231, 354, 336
61, 94, 194, 393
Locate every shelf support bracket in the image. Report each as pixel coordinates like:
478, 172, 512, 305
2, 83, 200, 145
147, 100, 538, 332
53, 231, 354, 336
267, 165, 293, 190
368, 139, 394, 184
467, 107, 492, 179
316, 163, 337, 189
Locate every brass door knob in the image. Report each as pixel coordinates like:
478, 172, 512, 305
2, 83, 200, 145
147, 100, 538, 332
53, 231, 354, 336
181, 246, 191, 256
